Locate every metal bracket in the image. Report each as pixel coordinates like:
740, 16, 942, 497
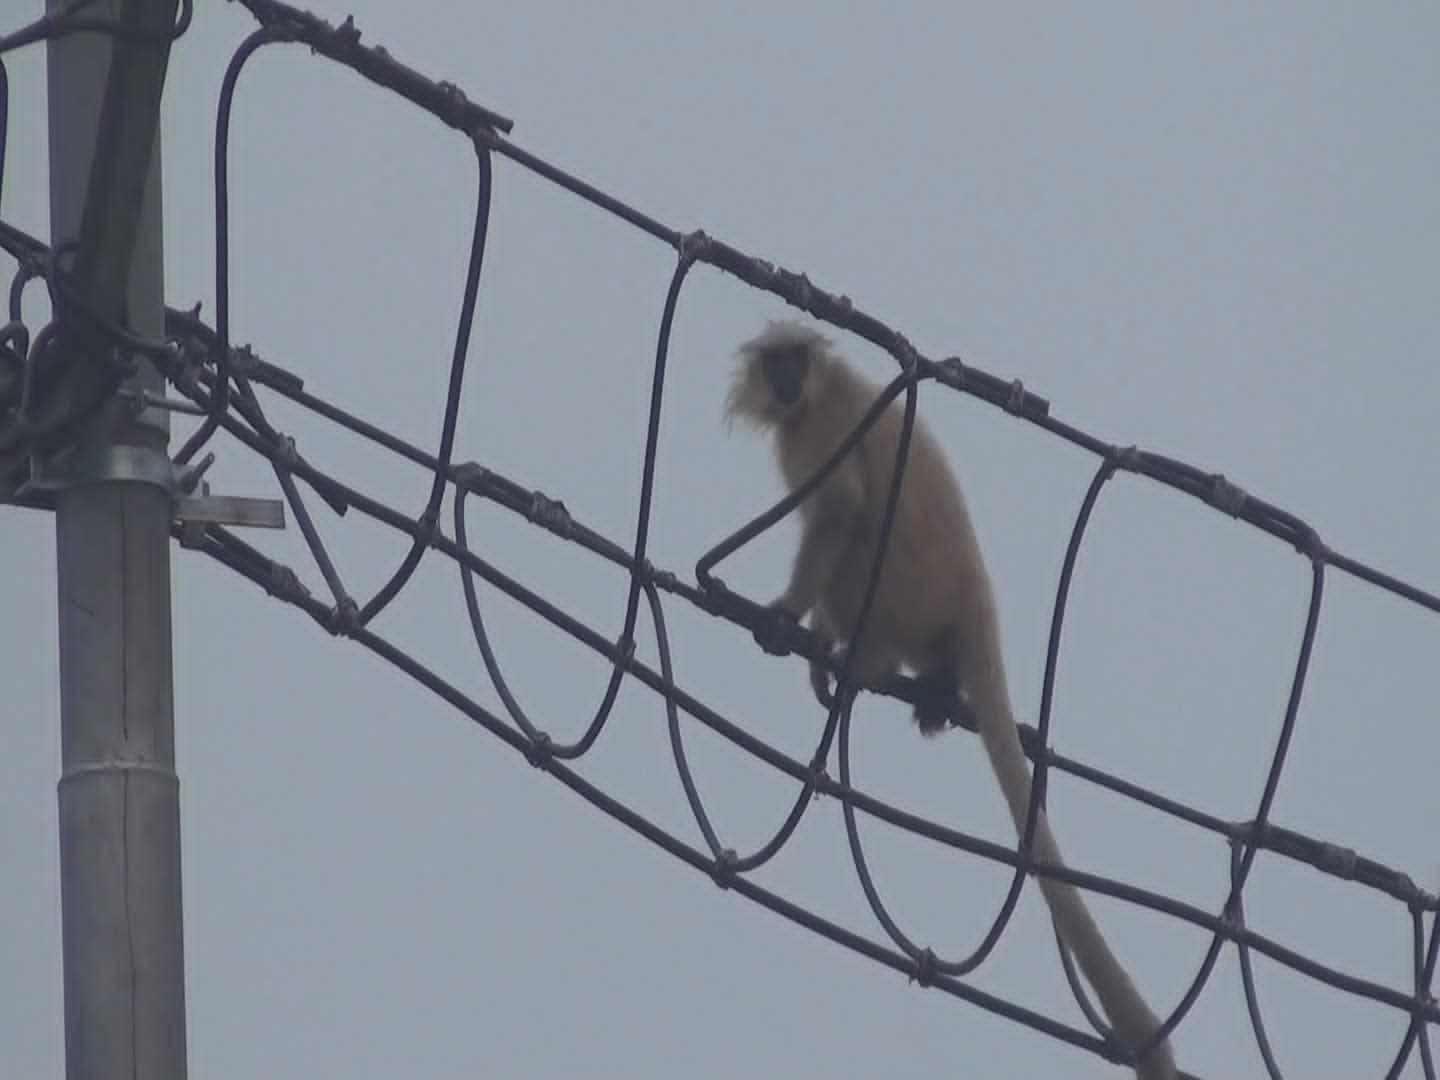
17, 443, 285, 530
175, 493, 284, 529
118, 387, 210, 420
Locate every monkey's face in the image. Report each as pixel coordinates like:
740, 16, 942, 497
760, 344, 811, 410
727, 321, 829, 430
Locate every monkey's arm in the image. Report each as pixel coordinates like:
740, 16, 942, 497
774, 462, 863, 620
776, 511, 851, 617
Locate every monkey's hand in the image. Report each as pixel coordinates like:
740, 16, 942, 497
753, 598, 804, 657
806, 623, 840, 710
808, 655, 836, 709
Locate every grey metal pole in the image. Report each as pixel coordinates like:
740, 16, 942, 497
47, 1, 188, 1077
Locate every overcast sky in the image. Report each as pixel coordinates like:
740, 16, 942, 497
4, 4, 1439, 1078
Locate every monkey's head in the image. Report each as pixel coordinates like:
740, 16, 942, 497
726, 320, 832, 429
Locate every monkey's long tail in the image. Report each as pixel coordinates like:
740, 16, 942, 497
968, 667, 1179, 1080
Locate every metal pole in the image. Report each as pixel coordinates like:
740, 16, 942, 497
47, 1, 187, 1077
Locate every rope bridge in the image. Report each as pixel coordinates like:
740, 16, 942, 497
2, 3, 1436, 1076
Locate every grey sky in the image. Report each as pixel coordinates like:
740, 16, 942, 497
4, 3, 1439, 1078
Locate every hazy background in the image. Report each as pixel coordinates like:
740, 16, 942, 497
3, 4, 1439, 1078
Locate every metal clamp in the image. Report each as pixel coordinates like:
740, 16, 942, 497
18, 443, 285, 530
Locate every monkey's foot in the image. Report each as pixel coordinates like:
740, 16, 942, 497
911, 668, 960, 736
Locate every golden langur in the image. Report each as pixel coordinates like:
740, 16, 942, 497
725, 319, 1177, 1080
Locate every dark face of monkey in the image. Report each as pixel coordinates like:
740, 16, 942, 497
761, 345, 811, 409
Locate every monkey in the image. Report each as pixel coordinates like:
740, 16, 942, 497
725, 319, 1178, 1080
